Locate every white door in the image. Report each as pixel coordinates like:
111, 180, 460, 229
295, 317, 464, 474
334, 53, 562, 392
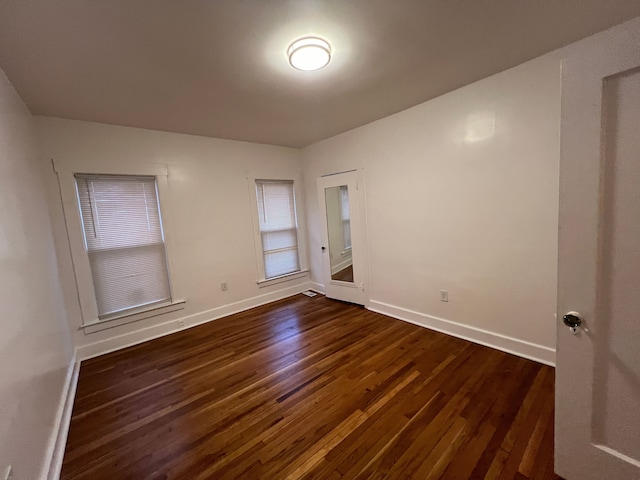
317, 171, 368, 305
556, 18, 640, 480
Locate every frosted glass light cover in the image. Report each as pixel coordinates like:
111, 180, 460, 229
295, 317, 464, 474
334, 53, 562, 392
288, 37, 331, 71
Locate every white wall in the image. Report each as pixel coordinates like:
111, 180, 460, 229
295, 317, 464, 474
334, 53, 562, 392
0, 69, 73, 479
0, 47, 561, 478
37, 118, 309, 359
34, 51, 562, 370
303, 52, 561, 363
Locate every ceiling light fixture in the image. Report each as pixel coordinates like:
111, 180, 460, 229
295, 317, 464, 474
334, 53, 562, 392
287, 37, 331, 71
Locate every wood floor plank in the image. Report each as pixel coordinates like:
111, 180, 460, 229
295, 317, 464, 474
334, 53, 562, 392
61, 294, 560, 480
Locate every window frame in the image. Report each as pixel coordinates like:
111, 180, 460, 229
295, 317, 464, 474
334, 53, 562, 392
75, 173, 173, 319
247, 174, 309, 287
53, 159, 185, 333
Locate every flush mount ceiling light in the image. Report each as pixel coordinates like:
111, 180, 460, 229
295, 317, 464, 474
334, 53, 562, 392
287, 37, 331, 71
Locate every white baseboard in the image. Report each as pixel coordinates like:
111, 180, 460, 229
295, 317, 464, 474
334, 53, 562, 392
42, 353, 80, 480
368, 300, 555, 366
307, 281, 325, 295
76, 282, 315, 361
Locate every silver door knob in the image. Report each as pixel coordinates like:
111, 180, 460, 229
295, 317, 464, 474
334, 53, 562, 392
563, 311, 583, 334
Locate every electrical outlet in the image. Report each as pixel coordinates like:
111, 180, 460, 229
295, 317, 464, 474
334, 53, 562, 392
178, 319, 185, 327
4, 465, 13, 480
221, 282, 228, 291
440, 290, 449, 302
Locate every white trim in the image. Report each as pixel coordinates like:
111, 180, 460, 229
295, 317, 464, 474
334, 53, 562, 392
368, 299, 556, 366
52, 158, 167, 177
76, 281, 314, 361
320, 169, 358, 178
42, 354, 80, 480
594, 445, 640, 470
328, 279, 360, 289
308, 282, 326, 295
82, 299, 187, 333
257, 269, 309, 288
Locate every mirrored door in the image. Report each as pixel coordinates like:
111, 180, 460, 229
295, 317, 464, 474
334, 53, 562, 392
317, 171, 367, 305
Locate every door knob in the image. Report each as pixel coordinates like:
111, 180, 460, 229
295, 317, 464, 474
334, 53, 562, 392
563, 311, 583, 334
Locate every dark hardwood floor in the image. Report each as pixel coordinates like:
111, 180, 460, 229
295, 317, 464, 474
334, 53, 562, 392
62, 294, 559, 480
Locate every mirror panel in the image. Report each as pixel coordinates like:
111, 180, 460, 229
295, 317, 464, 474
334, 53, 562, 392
324, 185, 354, 282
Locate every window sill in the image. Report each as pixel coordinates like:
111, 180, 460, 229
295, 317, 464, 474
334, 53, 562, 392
81, 299, 187, 334
257, 269, 309, 288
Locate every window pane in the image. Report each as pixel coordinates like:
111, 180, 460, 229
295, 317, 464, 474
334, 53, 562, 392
256, 180, 300, 279
256, 182, 297, 230
77, 176, 164, 250
264, 249, 300, 279
89, 244, 171, 317
76, 174, 171, 318
261, 229, 297, 252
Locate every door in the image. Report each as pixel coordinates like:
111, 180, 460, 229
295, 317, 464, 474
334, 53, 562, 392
556, 18, 640, 480
317, 171, 368, 305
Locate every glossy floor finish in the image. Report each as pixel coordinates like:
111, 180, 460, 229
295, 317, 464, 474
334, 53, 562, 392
62, 294, 559, 480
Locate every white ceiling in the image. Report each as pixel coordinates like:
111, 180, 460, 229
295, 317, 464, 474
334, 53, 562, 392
1, 1, 639, 148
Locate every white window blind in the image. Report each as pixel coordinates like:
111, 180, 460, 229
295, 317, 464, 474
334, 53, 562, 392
339, 185, 352, 250
255, 180, 301, 279
75, 174, 171, 319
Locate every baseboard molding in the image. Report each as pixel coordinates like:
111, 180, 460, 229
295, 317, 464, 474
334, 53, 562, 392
368, 300, 556, 366
76, 282, 315, 361
43, 353, 80, 480
308, 281, 326, 295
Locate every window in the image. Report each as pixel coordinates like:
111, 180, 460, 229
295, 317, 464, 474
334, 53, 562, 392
339, 185, 351, 251
255, 180, 301, 279
75, 174, 172, 319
